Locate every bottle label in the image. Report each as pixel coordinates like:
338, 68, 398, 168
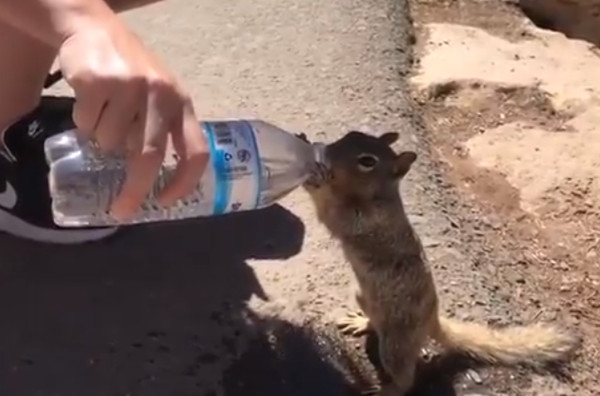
202, 120, 261, 215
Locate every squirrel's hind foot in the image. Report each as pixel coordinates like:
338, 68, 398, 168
361, 379, 412, 396
360, 384, 381, 396
374, 383, 404, 396
336, 310, 371, 336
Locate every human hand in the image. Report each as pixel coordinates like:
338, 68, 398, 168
57, 18, 209, 221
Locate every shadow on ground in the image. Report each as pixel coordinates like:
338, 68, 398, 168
0, 202, 503, 396
363, 330, 495, 396
223, 312, 482, 396
518, 0, 600, 46
0, 204, 366, 396
222, 313, 375, 396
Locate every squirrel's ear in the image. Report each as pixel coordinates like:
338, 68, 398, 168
393, 151, 417, 178
379, 132, 399, 146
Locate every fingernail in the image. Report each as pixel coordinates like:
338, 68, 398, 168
156, 195, 175, 209
156, 187, 178, 208
109, 201, 131, 222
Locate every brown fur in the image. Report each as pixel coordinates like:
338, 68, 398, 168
302, 131, 582, 395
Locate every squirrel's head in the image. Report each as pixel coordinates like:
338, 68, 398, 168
325, 130, 417, 200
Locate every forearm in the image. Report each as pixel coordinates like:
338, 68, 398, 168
0, 0, 118, 47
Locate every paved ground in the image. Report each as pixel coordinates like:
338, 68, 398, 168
0, 1, 419, 395
0, 0, 588, 395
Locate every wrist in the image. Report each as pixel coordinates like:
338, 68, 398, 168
0, 0, 122, 48
52, 0, 121, 46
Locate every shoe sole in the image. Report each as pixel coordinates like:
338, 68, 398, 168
0, 209, 118, 244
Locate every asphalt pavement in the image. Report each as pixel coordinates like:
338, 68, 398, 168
0, 1, 419, 395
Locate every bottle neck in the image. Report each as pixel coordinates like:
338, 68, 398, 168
311, 142, 329, 167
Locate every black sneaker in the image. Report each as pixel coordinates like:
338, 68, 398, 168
0, 95, 119, 244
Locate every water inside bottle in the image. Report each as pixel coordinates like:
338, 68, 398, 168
45, 120, 324, 227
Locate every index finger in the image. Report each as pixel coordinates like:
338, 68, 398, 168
157, 101, 209, 207
109, 91, 168, 220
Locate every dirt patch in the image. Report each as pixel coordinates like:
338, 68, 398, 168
416, 81, 573, 216
411, 0, 600, 393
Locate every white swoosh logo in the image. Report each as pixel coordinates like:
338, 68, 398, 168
0, 181, 17, 209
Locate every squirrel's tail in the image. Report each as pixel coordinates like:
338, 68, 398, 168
433, 316, 581, 367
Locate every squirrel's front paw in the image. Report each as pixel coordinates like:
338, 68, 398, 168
303, 162, 332, 190
295, 132, 310, 143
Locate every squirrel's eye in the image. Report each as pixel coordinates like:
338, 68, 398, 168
357, 154, 379, 172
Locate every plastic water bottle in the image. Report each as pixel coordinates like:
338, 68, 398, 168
44, 119, 326, 227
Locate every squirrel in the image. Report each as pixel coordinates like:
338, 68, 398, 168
300, 130, 582, 395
